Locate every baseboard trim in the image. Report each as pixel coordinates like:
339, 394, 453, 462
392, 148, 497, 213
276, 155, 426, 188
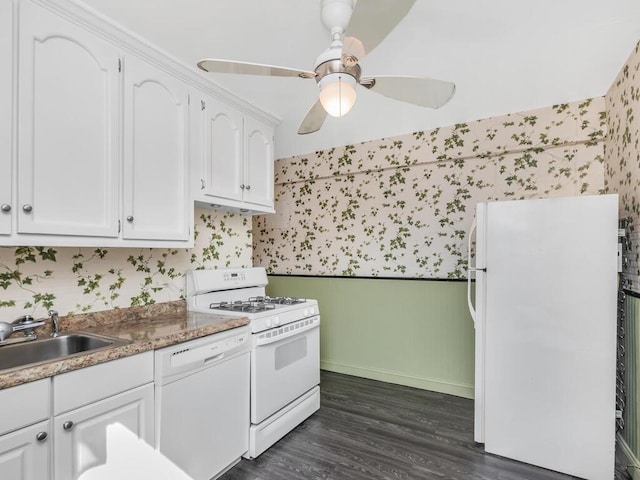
617, 434, 640, 480
320, 360, 474, 399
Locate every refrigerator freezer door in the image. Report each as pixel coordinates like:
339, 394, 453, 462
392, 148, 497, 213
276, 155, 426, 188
481, 194, 617, 480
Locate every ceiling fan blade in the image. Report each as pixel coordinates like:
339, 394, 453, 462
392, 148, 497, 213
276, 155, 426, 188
197, 59, 316, 79
361, 76, 455, 109
297, 100, 328, 135
342, 36, 366, 64
345, 0, 416, 56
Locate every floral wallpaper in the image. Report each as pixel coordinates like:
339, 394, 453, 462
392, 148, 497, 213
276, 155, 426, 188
254, 99, 607, 278
0, 208, 252, 320
605, 40, 640, 294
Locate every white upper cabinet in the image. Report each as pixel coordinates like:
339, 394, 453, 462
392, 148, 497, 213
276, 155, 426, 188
202, 98, 244, 203
122, 55, 191, 242
18, 0, 119, 238
0, 0, 13, 235
195, 96, 275, 214
0, 0, 276, 245
244, 116, 274, 209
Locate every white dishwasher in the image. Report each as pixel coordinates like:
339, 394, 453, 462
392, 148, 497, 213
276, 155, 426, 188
154, 326, 250, 480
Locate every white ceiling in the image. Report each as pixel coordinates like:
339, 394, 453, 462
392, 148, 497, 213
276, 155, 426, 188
81, 0, 640, 159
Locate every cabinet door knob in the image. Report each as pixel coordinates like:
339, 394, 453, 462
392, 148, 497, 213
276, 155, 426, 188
0, 204, 10, 213
22, 204, 33, 213
245, 185, 251, 190
36, 431, 48, 442
126, 216, 134, 222
62, 421, 74, 431
240, 184, 245, 190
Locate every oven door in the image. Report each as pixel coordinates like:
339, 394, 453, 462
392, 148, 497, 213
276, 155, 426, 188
251, 316, 320, 424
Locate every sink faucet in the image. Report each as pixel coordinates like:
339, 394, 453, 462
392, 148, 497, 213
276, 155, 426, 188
0, 310, 59, 346
0, 313, 54, 346
48, 310, 59, 337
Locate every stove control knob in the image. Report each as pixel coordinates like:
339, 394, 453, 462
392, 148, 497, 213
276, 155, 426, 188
264, 318, 272, 328
273, 317, 281, 326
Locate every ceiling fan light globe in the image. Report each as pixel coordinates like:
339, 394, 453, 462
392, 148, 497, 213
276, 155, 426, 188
318, 73, 357, 117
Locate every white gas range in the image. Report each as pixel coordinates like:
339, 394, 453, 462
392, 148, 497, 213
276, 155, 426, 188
185, 267, 320, 459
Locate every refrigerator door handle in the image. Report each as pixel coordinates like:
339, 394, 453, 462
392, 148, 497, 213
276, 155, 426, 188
467, 217, 477, 324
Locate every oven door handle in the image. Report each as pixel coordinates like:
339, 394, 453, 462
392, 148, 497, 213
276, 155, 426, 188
255, 317, 319, 346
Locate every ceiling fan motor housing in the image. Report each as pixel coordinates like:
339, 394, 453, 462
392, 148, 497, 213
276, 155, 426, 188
315, 58, 361, 85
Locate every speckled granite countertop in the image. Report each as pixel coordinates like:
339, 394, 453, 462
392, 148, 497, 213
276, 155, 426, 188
0, 301, 249, 390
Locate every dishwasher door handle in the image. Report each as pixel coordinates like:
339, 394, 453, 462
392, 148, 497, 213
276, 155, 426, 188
204, 352, 225, 364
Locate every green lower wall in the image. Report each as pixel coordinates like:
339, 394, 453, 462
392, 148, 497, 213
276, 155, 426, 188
266, 276, 475, 398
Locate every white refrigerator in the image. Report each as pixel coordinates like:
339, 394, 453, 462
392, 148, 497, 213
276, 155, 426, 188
467, 194, 618, 480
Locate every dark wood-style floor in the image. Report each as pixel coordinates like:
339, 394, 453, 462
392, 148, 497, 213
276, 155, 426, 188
220, 371, 630, 480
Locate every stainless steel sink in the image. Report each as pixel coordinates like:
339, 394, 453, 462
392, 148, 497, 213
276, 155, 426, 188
0, 332, 129, 371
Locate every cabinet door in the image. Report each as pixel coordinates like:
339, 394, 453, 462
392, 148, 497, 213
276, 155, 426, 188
54, 384, 154, 480
244, 116, 274, 209
18, 0, 119, 237
0, 420, 51, 480
203, 97, 244, 202
0, 0, 13, 235
123, 55, 190, 242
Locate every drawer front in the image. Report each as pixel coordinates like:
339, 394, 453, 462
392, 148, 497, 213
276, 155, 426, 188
0, 379, 50, 435
53, 351, 153, 415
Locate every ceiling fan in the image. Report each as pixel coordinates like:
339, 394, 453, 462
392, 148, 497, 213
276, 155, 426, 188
197, 0, 455, 135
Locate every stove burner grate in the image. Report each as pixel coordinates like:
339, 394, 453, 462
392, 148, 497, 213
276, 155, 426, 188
249, 296, 307, 305
209, 296, 308, 313
209, 300, 277, 313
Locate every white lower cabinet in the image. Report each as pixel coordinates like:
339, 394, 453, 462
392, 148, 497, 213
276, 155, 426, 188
0, 379, 51, 480
0, 420, 51, 480
0, 334, 253, 479
53, 384, 154, 480
52, 351, 154, 480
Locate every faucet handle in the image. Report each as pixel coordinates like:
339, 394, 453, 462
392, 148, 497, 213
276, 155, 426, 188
48, 310, 59, 337
12, 319, 45, 335
12, 315, 34, 325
